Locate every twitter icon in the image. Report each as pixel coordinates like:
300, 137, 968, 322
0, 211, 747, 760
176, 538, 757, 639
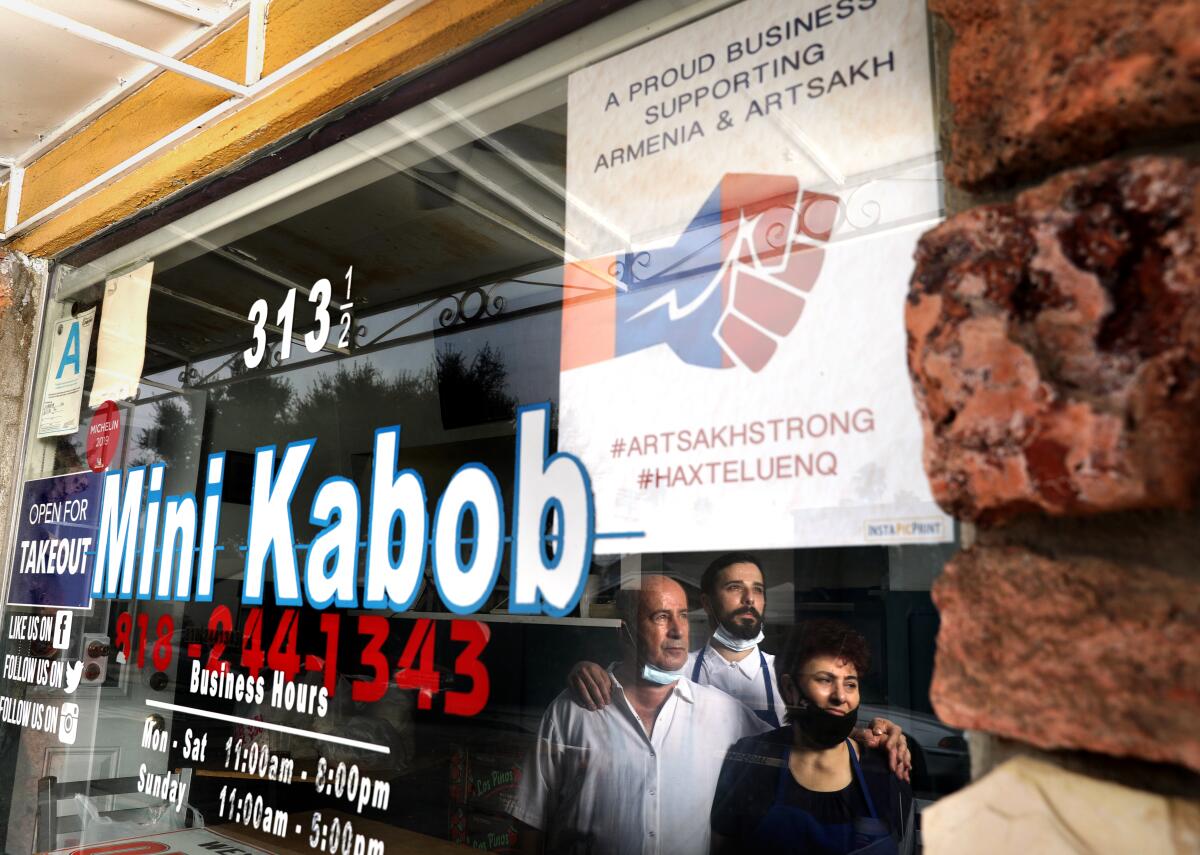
63, 660, 84, 694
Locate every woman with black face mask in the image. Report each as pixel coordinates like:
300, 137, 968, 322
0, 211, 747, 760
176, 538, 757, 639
709, 619, 914, 854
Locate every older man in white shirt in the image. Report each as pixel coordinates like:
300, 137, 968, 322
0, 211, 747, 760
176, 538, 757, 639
512, 574, 769, 855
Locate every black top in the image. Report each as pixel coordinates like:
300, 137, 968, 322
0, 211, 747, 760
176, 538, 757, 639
711, 726, 913, 854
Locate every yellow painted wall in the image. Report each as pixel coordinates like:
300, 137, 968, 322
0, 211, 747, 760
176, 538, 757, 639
17, 20, 250, 223
262, 0, 396, 74
11, 0, 546, 258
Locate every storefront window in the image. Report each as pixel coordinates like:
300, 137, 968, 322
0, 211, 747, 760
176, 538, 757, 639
2, 1, 962, 853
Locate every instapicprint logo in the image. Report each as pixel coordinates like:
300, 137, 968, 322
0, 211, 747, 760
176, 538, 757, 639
864, 518, 948, 542
563, 174, 838, 373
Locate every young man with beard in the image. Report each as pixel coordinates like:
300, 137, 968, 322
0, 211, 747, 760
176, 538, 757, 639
686, 552, 787, 727
568, 553, 911, 779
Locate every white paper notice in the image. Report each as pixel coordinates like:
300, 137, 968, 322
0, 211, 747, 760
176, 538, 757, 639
37, 308, 96, 438
559, 0, 953, 552
89, 261, 152, 408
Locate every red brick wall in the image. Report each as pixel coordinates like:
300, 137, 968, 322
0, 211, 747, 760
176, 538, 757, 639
911, 0, 1200, 792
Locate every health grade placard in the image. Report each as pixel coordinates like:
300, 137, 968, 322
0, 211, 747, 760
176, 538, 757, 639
8, 472, 103, 608
558, 0, 953, 552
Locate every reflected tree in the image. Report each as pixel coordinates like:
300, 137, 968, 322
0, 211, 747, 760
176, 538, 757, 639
135, 342, 518, 468
134, 397, 199, 471
209, 366, 297, 443
291, 361, 433, 439
435, 343, 517, 429
134, 363, 296, 472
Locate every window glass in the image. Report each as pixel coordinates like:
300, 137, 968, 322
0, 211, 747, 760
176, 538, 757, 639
1, 2, 964, 854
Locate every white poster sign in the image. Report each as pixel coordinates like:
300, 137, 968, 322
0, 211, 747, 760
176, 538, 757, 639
559, 0, 953, 552
37, 308, 95, 438
89, 261, 152, 408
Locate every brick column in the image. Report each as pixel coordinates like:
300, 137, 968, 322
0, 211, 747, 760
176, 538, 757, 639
912, 0, 1200, 848
0, 249, 47, 846
0, 251, 47, 536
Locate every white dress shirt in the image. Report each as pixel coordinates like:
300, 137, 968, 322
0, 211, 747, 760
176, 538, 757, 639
513, 673, 769, 855
685, 638, 789, 727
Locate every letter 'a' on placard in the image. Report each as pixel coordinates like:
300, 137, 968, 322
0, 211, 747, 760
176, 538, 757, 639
37, 307, 95, 438
89, 261, 152, 408
558, 0, 953, 552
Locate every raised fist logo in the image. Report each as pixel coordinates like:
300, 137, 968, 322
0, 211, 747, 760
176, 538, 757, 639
562, 174, 838, 372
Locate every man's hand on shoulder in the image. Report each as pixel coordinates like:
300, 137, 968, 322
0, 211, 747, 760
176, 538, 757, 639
853, 717, 911, 782
568, 661, 612, 710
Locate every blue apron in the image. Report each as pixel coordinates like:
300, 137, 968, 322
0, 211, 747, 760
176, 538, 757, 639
752, 739, 898, 855
692, 645, 781, 727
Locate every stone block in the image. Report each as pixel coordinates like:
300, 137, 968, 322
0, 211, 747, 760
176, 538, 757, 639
0, 249, 10, 312
930, 0, 1200, 190
907, 156, 1200, 524
923, 756, 1200, 854
930, 545, 1200, 772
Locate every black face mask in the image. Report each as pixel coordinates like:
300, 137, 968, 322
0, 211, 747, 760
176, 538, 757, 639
792, 691, 858, 749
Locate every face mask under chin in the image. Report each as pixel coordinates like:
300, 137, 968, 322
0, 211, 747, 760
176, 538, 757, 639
791, 691, 858, 749
711, 623, 764, 651
640, 661, 686, 684
622, 624, 686, 684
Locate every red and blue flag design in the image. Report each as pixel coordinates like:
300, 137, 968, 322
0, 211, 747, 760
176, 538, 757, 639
562, 174, 838, 373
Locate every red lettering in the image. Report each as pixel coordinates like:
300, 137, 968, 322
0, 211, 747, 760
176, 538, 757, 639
241, 608, 265, 679
266, 609, 301, 680
445, 620, 490, 716
354, 615, 389, 702
395, 619, 439, 707
206, 605, 233, 672
315, 612, 340, 696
